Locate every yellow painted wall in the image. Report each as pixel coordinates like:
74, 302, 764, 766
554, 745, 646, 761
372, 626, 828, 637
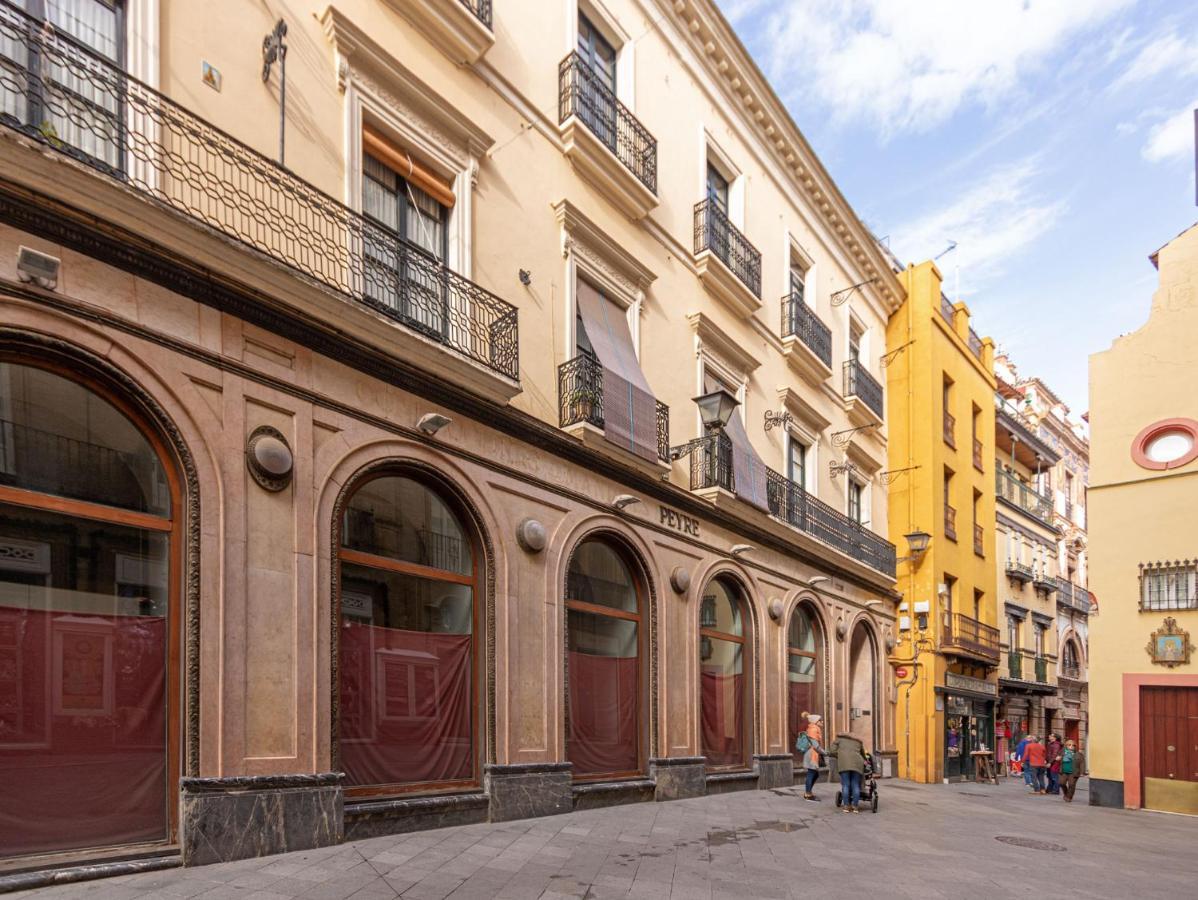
1088, 223, 1198, 800
888, 262, 998, 782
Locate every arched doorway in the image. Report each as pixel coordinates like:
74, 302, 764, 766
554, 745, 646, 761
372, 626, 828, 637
0, 356, 181, 860
699, 574, 751, 770
564, 536, 646, 779
335, 471, 481, 795
787, 602, 823, 764
848, 621, 878, 752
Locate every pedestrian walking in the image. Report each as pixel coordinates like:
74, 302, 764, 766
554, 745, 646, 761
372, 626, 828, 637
1046, 733, 1063, 795
1061, 740, 1087, 802
1020, 735, 1047, 793
797, 712, 824, 802
1013, 734, 1032, 790
828, 732, 866, 813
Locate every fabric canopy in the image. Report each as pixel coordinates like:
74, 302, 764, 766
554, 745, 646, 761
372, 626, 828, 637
363, 123, 456, 209
722, 409, 770, 511
567, 651, 638, 776
576, 279, 659, 462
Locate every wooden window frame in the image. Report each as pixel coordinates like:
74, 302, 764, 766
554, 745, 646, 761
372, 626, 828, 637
786, 603, 821, 763
0, 352, 182, 855
564, 536, 646, 783
335, 469, 483, 800
698, 575, 752, 772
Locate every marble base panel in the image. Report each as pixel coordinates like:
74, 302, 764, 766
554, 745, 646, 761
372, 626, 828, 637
344, 793, 489, 841
180, 773, 343, 867
705, 771, 759, 795
485, 763, 573, 822
649, 757, 706, 801
753, 754, 794, 790
0, 855, 179, 895
1088, 778, 1124, 809
572, 779, 655, 811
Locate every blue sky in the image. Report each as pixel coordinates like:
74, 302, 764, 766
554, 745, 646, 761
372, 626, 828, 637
719, 0, 1198, 414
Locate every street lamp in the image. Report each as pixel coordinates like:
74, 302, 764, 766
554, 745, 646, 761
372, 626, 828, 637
896, 528, 931, 564
693, 389, 739, 431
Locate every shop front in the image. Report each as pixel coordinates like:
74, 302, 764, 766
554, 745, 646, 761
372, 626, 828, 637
939, 673, 998, 782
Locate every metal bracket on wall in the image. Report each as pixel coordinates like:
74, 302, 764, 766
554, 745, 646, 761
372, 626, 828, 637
831, 422, 880, 448
881, 339, 915, 368
831, 277, 879, 307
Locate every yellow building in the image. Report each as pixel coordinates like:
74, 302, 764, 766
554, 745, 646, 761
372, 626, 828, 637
887, 261, 999, 782
1089, 222, 1198, 814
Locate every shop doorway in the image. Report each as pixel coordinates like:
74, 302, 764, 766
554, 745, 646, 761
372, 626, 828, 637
1140, 687, 1198, 815
944, 696, 994, 781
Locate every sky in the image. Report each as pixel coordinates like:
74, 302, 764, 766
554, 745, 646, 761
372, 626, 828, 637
717, 0, 1198, 415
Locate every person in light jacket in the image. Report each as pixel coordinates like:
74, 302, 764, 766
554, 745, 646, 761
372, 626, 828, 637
798, 713, 824, 802
828, 732, 866, 813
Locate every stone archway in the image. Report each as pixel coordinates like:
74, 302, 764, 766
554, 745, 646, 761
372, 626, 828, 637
848, 622, 879, 752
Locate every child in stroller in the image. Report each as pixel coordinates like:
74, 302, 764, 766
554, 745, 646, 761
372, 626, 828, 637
833, 750, 880, 813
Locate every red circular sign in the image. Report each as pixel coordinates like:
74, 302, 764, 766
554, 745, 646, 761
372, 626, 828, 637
894, 666, 909, 679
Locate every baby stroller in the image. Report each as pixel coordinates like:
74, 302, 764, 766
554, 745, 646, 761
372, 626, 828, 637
833, 751, 879, 813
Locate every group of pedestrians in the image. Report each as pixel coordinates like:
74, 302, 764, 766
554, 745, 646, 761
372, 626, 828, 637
1013, 732, 1086, 802
796, 712, 871, 813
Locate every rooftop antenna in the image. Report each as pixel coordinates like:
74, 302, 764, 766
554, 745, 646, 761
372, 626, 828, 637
933, 240, 960, 301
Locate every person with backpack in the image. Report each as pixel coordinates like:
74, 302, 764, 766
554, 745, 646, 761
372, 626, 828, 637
1060, 739, 1087, 803
796, 712, 824, 802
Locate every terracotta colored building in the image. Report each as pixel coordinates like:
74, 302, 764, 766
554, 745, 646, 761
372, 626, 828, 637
0, 0, 905, 879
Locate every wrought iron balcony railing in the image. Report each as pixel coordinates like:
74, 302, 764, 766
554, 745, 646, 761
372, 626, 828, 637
459, 0, 493, 28
943, 410, 956, 447
765, 467, 896, 578
1060, 663, 1082, 681
843, 359, 884, 420
1034, 655, 1048, 683
780, 293, 832, 368
1006, 560, 1034, 584
944, 504, 957, 540
996, 470, 1053, 523
942, 613, 1001, 663
0, 2, 519, 379
1138, 560, 1198, 612
558, 52, 656, 194
1007, 651, 1022, 680
557, 352, 668, 462
687, 431, 734, 493
1055, 578, 1094, 613
693, 199, 761, 297
968, 327, 984, 361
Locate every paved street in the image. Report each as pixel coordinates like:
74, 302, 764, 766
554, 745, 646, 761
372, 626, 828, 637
14, 778, 1196, 900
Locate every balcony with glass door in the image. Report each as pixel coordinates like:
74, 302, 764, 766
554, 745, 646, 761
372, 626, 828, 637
0, 2, 521, 398
558, 51, 658, 219
692, 199, 762, 318
780, 292, 833, 383
843, 359, 884, 426
996, 470, 1054, 525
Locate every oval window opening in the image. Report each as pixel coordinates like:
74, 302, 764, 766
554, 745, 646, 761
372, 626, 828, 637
1145, 430, 1193, 464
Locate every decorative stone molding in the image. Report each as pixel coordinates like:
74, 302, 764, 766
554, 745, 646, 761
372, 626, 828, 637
687, 312, 762, 381
378, 0, 495, 68
558, 118, 659, 221
694, 248, 763, 319
555, 199, 656, 301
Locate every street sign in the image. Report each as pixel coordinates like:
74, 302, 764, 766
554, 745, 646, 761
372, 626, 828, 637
894, 666, 909, 679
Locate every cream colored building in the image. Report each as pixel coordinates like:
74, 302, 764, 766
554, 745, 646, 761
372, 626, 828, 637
1089, 221, 1198, 814
992, 355, 1090, 764
0, 0, 905, 877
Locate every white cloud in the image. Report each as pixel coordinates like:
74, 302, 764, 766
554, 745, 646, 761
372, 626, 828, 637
891, 158, 1065, 292
732, 0, 1132, 137
1142, 102, 1197, 163
1110, 30, 1198, 91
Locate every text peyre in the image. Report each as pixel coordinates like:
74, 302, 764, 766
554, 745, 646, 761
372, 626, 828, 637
660, 506, 699, 537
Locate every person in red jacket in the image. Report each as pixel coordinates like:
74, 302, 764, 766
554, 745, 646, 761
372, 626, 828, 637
1020, 736, 1047, 794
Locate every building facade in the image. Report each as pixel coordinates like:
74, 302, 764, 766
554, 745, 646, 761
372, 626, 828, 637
1089, 222, 1198, 815
992, 355, 1091, 766
0, 0, 905, 878
886, 261, 999, 783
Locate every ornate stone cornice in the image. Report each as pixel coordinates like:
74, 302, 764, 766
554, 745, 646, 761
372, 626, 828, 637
321, 5, 494, 161
654, 0, 903, 316
554, 199, 656, 299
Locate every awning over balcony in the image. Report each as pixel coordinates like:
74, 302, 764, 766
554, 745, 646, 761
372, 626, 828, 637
576, 279, 658, 462
722, 410, 769, 512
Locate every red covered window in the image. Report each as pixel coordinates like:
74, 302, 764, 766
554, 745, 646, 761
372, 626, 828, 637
565, 538, 642, 778
337, 474, 477, 793
700, 576, 749, 769
787, 605, 821, 763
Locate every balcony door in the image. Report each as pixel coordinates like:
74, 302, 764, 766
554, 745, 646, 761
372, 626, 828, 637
362, 149, 451, 341
576, 14, 617, 149
1, 0, 125, 174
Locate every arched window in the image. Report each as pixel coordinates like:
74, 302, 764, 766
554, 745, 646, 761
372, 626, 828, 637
787, 604, 822, 762
565, 538, 643, 778
699, 575, 749, 769
337, 473, 478, 792
1062, 639, 1080, 676
0, 357, 178, 860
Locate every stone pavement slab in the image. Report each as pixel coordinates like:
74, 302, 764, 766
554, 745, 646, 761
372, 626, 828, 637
12, 779, 1198, 899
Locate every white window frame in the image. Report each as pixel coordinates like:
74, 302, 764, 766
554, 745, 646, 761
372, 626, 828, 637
785, 233, 817, 309
701, 130, 745, 229
570, 0, 634, 109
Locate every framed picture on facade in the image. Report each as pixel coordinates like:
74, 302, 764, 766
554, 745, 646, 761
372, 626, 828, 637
52, 617, 114, 717
1146, 617, 1195, 668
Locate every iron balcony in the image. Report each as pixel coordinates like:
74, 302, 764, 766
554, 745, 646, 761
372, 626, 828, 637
557, 351, 669, 462
843, 359, 884, 421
